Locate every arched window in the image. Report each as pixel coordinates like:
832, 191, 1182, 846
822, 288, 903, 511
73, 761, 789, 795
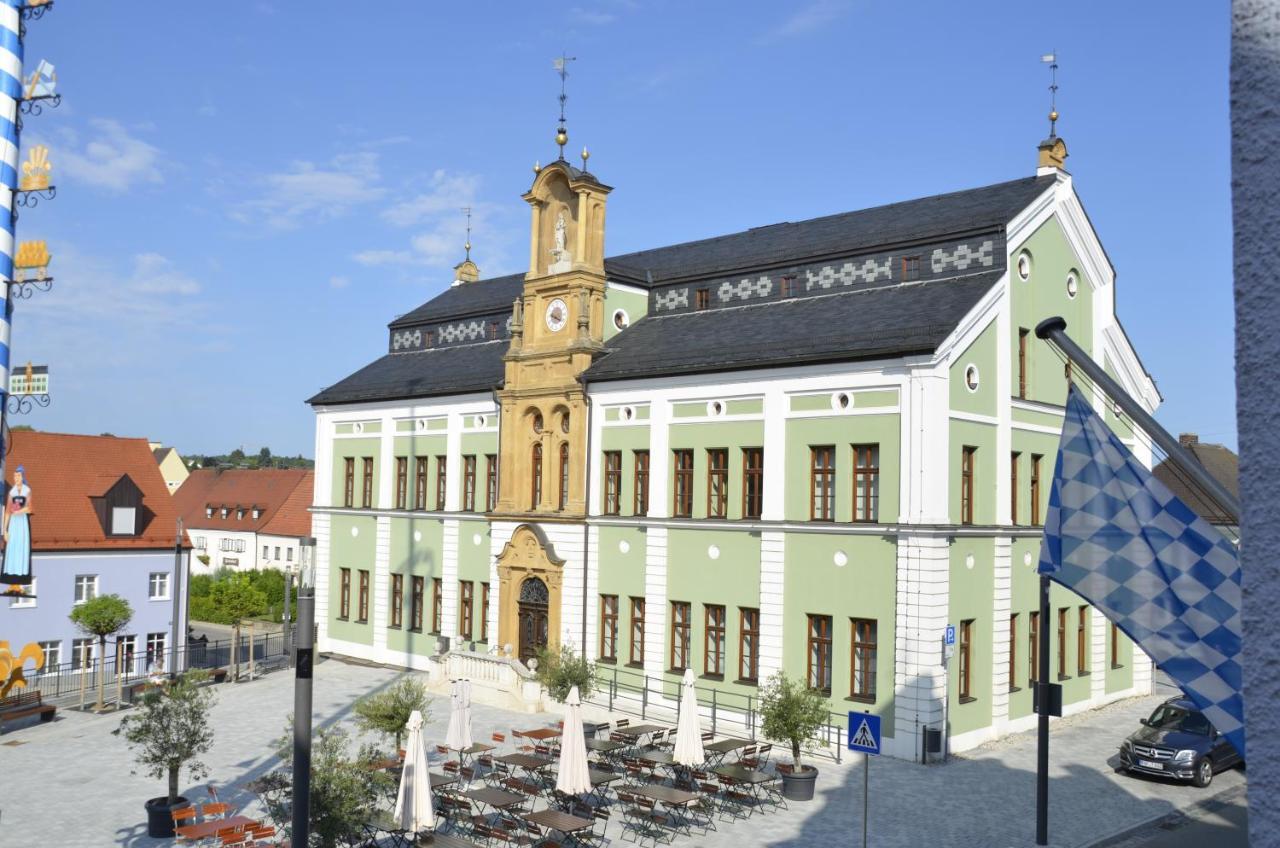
519, 576, 549, 605
558, 443, 570, 510
530, 442, 543, 509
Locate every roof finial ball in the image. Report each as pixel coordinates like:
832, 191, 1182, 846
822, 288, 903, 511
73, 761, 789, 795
556, 125, 568, 158
581, 146, 590, 171
533, 160, 541, 174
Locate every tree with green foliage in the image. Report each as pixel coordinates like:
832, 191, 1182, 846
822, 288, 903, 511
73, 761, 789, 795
114, 670, 216, 805
69, 594, 134, 709
353, 676, 431, 750
534, 644, 595, 704
258, 446, 272, 467
210, 576, 267, 680
759, 671, 830, 770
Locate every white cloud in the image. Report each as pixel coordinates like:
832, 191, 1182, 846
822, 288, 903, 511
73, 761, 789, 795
328, 275, 350, 289
382, 170, 480, 227
128, 252, 202, 295
53, 119, 163, 192
353, 169, 494, 269
763, 0, 849, 40
569, 6, 616, 25
238, 151, 383, 230
352, 249, 414, 267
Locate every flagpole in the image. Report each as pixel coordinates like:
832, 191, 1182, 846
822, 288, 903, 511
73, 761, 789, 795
1034, 317, 1240, 522
1036, 573, 1051, 846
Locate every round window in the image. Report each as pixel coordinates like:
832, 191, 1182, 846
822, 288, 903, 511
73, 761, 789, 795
1066, 272, 1079, 299
707, 400, 724, 417
476, 414, 487, 428
833, 392, 851, 410
622, 406, 635, 421
613, 309, 629, 330
1017, 251, 1032, 281
964, 365, 980, 392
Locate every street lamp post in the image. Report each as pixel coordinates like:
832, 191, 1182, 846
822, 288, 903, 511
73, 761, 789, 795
291, 537, 316, 847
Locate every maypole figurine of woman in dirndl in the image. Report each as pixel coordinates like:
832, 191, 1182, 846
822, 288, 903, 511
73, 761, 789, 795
1, 466, 32, 596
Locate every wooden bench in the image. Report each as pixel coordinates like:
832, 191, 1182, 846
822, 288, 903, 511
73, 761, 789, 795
0, 689, 55, 732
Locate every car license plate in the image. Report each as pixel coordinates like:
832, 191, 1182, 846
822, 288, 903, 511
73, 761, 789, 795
1138, 759, 1163, 770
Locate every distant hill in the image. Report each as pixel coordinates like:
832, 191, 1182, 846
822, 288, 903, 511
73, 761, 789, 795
187, 446, 313, 470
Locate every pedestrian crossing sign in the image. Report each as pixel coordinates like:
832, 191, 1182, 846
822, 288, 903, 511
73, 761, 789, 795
848, 711, 881, 755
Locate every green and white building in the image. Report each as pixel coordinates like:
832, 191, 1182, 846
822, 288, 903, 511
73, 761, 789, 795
307, 134, 1159, 760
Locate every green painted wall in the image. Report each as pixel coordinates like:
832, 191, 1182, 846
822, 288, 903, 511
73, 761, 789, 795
789, 389, 898, 413
599, 425, 651, 516
947, 538, 994, 734
1010, 215, 1094, 406
392, 433, 447, 508
385, 516, 445, 656
950, 319, 999, 416
668, 421, 765, 520
783, 413, 900, 523
1010, 428, 1059, 527
1011, 404, 1065, 429
782, 533, 897, 737
328, 513, 378, 645
604, 285, 649, 341
596, 525, 648, 666
457, 518, 492, 644
332, 438, 381, 506
949, 420, 997, 525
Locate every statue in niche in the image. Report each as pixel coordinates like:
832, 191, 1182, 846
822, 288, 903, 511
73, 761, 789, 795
550, 210, 571, 269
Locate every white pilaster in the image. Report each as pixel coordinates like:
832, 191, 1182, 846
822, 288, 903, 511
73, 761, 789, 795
313, 512, 332, 650
588, 401, 605, 516
584, 524, 600, 660
990, 537, 1013, 730
442, 518, 460, 639
760, 387, 787, 521
644, 526, 668, 677
373, 515, 391, 651
378, 416, 395, 509
445, 411, 463, 511
899, 361, 951, 524
1091, 602, 1107, 701
647, 400, 671, 519
996, 282, 1013, 525
893, 534, 951, 759
757, 530, 786, 682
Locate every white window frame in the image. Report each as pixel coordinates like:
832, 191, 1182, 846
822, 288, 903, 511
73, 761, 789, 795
148, 572, 170, 601
110, 506, 136, 536
286, 547, 293, 562
117, 634, 137, 676
146, 632, 166, 671
72, 638, 96, 672
262, 545, 269, 559
9, 577, 34, 608
74, 574, 99, 605
37, 639, 60, 672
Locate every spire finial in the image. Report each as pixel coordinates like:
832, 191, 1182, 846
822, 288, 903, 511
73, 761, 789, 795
553, 53, 576, 160
1041, 50, 1059, 137
461, 206, 473, 260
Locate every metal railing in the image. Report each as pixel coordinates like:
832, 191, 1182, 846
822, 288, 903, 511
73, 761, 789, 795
20, 632, 289, 708
586, 663, 850, 763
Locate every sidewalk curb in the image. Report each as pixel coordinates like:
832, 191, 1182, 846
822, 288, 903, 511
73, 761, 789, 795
1081, 782, 1246, 847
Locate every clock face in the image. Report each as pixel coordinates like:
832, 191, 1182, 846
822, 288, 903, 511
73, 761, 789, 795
545, 298, 568, 332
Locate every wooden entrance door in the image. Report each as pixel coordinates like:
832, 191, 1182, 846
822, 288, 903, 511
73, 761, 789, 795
518, 576, 550, 663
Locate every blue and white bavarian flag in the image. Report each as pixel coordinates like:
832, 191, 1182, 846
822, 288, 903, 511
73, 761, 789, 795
1039, 386, 1244, 757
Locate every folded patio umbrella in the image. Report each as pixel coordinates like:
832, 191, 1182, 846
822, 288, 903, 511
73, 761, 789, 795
673, 668, 706, 766
394, 709, 436, 833
445, 678, 473, 751
555, 685, 592, 795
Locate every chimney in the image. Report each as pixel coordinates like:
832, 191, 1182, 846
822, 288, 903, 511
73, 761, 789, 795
451, 258, 481, 286
1179, 433, 1199, 447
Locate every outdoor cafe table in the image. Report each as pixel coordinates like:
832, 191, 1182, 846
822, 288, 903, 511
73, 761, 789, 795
585, 737, 625, 756
463, 786, 527, 814
637, 749, 677, 781
431, 772, 460, 789
713, 764, 774, 808
629, 784, 698, 834
453, 741, 495, 767
497, 752, 555, 772
585, 767, 624, 804
523, 808, 594, 842
516, 726, 563, 741
703, 737, 751, 765
175, 815, 259, 841
421, 832, 483, 848
612, 723, 669, 748
363, 809, 414, 848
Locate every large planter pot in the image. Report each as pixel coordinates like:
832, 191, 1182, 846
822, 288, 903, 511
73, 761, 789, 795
780, 765, 819, 801
145, 795, 190, 838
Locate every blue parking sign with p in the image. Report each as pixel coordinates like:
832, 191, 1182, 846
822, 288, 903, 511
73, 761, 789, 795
848, 711, 881, 755
945, 624, 956, 646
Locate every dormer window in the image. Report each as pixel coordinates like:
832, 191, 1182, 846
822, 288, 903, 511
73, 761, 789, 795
236, 508, 245, 520
252, 508, 261, 520
220, 507, 228, 519
205, 506, 213, 518
110, 506, 136, 536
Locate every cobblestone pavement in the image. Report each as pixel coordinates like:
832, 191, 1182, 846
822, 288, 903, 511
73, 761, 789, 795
0, 661, 1245, 848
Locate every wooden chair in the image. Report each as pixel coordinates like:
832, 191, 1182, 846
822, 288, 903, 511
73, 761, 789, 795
219, 832, 248, 846
171, 806, 197, 825
491, 731, 507, 746
524, 819, 561, 848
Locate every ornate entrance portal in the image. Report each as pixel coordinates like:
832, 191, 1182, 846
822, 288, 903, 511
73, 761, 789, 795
517, 577, 550, 662
496, 524, 564, 661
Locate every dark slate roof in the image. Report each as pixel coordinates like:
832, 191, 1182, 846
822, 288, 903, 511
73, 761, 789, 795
582, 270, 1004, 383
1152, 440, 1239, 527
307, 340, 507, 405
390, 274, 524, 329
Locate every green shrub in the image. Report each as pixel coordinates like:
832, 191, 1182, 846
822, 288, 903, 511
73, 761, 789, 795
534, 644, 595, 703
189, 574, 213, 598
759, 672, 830, 769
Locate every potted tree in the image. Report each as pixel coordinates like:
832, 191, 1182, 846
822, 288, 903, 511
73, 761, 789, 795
353, 675, 431, 751
759, 671, 829, 801
68, 594, 133, 711
114, 669, 217, 837
534, 645, 599, 737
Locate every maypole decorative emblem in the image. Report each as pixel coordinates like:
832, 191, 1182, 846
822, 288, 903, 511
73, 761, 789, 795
0, 640, 45, 697
18, 143, 49, 190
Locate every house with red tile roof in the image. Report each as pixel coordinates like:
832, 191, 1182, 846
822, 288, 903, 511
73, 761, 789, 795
0, 430, 191, 678
173, 468, 314, 574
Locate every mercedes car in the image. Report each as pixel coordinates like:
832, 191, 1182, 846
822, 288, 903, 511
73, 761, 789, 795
1118, 696, 1243, 788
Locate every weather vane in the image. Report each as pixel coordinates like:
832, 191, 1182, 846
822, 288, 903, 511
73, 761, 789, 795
461, 206, 472, 261
553, 53, 576, 160
1041, 51, 1059, 137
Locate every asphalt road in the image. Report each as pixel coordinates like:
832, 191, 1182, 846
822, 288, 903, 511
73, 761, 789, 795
1094, 785, 1248, 848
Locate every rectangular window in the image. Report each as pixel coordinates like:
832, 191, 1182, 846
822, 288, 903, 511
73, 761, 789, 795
435, 456, 448, 511
603, 451, 622, 515
959, 619, 974, 701
9, 578, 34, 608
287, 547, 293, 562
558, 444, 570, 511
780, 276, 797, 298
1009, 613, 1019, 691
531, 444, 543, 509
742, 448, 763, 519
633, 450, 650, 515
274, 546, 281, 560
411, 576, 425, 632
629, 597, 646, 665
1058, 607, 1069, 679
485, 455, 498, 512
810, 446, 835, 521
672, 450, 694, 517
901, 255, 921, 281
739, 608, 759, 682
339, 568, 351, 620
1010, 452, 1021, 525
599, 595, 619, 662
670, 602, 691, 671
146, 632, 166, 670
695, 288, 710, 310
114, 636, 132, 673
1110, 622, 1122, 669
72, 638, 96, 671
396, 457, 408, 509
488, 321, 499, 340
38, 640, 60, 671
344, 458, 355, 507
462, 455, 477, 512
432, 578, 443, 634
263, 545, 270, 559
852, 444, 879, 522
357, 570, 370, 623
111, 507, 136, 535
361, 457, 374, 508
961, 446, 977, 525
459, 581, 474, 640
74, 574, 98, 605
1029, 611, 1040, 684
148, 572, 169, 601
390, 574, 403, 629
851, 618, 878, 702
1031, 454, 1043, 526
1077, 605, 1089, 675
704, 604, 726, 677
415, 458, 428, 510
706, 448, 728, 519
1018, 328, 1029, 399
807, 614, 833, 694
481, 583, 490, 641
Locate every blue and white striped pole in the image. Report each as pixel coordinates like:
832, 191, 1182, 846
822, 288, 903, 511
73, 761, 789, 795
0, 0, 22, 462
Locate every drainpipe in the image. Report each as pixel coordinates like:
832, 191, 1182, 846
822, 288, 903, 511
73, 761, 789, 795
580, 382, 593, 656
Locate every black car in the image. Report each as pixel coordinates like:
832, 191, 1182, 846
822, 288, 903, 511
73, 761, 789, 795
1118, 696, 1242, 788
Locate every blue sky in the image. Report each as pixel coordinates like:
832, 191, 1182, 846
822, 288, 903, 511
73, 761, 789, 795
15, 1, 1233, 456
